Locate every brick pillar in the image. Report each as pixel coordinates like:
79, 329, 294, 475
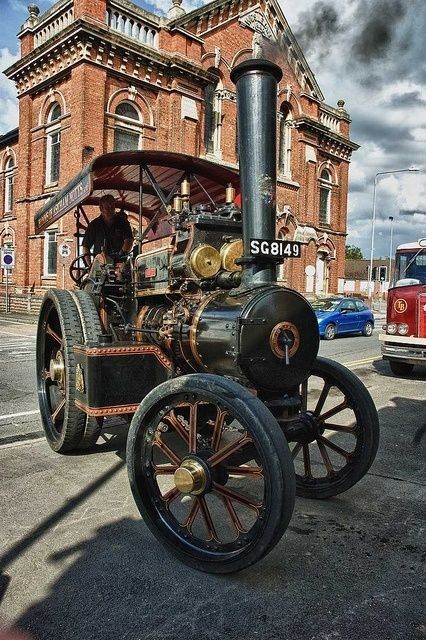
15, 94, 33, 288
73, 0, 106, 23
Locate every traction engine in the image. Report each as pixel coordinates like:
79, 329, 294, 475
35, 59, 379, 573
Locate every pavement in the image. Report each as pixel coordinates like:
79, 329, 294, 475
0, 312, 38, 324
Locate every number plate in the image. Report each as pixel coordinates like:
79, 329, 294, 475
249, 239, 302, 258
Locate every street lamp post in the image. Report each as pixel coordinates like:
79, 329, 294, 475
368, 168, 419, 298
388, 215, 394, 287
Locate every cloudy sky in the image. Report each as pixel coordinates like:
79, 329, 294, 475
1, 0, 425, 258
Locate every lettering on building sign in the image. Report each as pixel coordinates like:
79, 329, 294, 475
35, 173, 91, 234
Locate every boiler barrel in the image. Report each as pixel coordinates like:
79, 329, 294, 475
183, 286, 319, 391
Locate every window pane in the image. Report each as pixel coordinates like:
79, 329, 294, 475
204, 83, 215, 153
319, 187, 329, 222
45, 232, 57, 275
50, 131, 61, 182
49, 103, 61, 122
321, 169, 330, 181
114, 128, 139, 151
115, 102, 139, 120
6, 175, 13, 211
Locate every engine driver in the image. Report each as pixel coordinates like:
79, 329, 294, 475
82, 194, 134, 268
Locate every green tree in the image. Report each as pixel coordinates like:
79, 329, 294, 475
345, 245, 363, 259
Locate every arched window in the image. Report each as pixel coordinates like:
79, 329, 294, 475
278, 105, 292, 177
45, 102, 61, 185
114, 101, 142, 151
319, 169, 332, 225
4, 156, 15, 213
204, 74, 222, 157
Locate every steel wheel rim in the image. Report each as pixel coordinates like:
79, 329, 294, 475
293, 373, 365, 488
38, 301, 67, 438
132, 393, 274, 559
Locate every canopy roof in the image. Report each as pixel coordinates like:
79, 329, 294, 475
34, 150, 240, 234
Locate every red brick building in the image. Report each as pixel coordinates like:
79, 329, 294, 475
0, 0, 358, 312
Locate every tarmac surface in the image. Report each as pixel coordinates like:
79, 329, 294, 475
0, 313, 424, 640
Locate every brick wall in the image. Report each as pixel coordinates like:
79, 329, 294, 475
0, 0, 356, 312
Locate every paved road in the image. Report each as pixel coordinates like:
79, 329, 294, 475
0, 319, 425, 640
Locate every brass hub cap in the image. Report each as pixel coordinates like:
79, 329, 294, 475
174, 459, 207, 495
49, 351, 65, 386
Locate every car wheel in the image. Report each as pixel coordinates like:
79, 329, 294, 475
389, 361, 414, 376
362, 321, 373, 337
323, 324, 336, 340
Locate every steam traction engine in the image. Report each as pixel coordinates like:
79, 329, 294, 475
35, 60, 379, 573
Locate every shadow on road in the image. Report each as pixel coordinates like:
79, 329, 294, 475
1, 399, 424, 640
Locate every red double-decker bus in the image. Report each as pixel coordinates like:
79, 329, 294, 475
380, 238, 426, 375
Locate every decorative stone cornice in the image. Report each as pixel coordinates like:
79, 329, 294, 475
238, 9, 274, 39
5, 20, 214, 97
295, 116, 359, 160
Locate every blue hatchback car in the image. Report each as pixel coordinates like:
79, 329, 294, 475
312, 297, 375, 340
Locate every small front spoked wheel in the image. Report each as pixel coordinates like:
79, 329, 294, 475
127, 374, 295, 573
292, 357, 379, 499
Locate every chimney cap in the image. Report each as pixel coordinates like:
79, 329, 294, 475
231, 59, 283, 85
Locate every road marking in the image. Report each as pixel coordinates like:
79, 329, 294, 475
342, 356, 378, 367
0, 409, 40, 421
0, 330, 36, 338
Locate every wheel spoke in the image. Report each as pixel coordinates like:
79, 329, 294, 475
314, 382, 332, 415
221, 495, 247, 535
291, 442, 302, 459
162, 410, 189, 445
198, 496, 219, 542
211, 407, 228, 451
302, 444, 312, 478
316, 439, 335, 475
183, 498, 200, 533
212, 482, 262, 513
317, 435, 351, 460
207, 433, 252, 467
153, 464, 178, 476
46, 324, 63, 347
323, 423, 357, 434
188, 402, 198, 454
153, 435, 181, 465
162, 486, 180, 508
225, 465, 263, 476
51, 398, 65, 423
318, 400, 348, 422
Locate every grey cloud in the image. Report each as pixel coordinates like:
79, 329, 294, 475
400, 209, 426, 216
293, 1, 344, 60
385, 92, 426, 108
351, 0, 406, 63
351, 114, 414, 149
293, 0, 425, 89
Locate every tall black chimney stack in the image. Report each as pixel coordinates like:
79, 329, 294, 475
230, 59, 282, 287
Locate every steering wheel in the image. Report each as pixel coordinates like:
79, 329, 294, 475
69, 256, 90, 286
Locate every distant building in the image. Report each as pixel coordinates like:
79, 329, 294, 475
0, 0, 358, 311
343, 258, 394, 297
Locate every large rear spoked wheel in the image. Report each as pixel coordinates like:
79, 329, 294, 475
127, 374, 295, 573
292, 357, 379, 499
36, 289, 86, 452
36, 289, 104, 452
